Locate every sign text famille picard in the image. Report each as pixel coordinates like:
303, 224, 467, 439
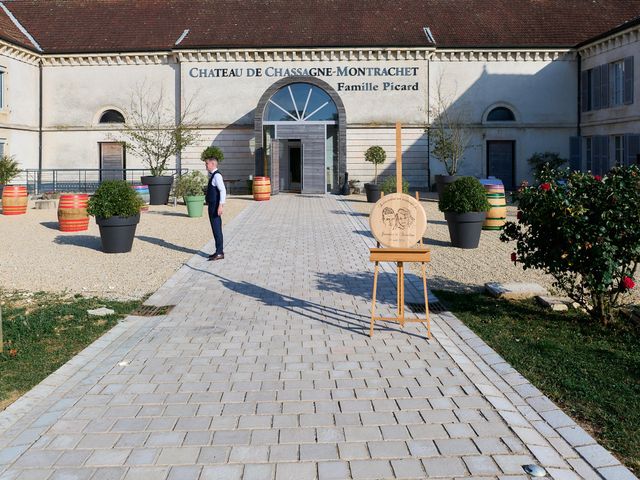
189, 65, 420, 91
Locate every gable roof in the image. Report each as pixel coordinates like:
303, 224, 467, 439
0, 1, 39, 51
1, 0, 640, 54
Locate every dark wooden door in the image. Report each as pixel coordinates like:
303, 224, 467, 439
487, 141, 515, 190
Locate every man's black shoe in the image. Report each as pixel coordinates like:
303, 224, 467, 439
208, 253, 225, 261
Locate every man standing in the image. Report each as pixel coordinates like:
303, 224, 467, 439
204, 155, 226, 261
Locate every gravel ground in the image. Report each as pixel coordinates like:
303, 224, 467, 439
0, 197, 251, 300
347, 194, 639, 304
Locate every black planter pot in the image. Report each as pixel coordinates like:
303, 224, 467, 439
435, 174, 458, 199
96, 214, 140, 253
444, 211, 486, 249
364, 183, 381, 203
0, 184, 4, 198
141, 175, 173, 205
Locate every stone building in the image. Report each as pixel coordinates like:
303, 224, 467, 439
0, 0, 638, 193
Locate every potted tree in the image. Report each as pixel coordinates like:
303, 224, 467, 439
439, 176, 490, 249
364, 146, 386, 203
381, 176, 409, 195
0, 155, 21, 198
176, 171, 208, 218
87, 180, 143, 253
120, 85, 200, 205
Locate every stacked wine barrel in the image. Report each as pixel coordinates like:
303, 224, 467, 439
58, 193, 89, 232
1, 186, 28, 215
482, 181, 507, 231
253, 176, 271, 201
131, 185, 150, 212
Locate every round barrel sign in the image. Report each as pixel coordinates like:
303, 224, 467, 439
369, 193, 427, 248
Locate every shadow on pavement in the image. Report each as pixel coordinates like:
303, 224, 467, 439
53, 234, 102, 251
137, 235, 204, 256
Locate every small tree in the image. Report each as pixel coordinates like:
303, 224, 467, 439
201, 146, 225, 162
501, 166, 640, 324
365, 146, 386, 185
429, 77, 471, 176
119, 83, 200, 176
0, 155, 20, 185
527, 152, 567, 182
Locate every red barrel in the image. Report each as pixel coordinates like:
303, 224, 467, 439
58, 193, 89, 232
2, 186, 28, 215
253, 176, 271, 201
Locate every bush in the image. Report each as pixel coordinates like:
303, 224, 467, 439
438, 177, 490, 213
527, 152, 567, 182
364, 146, 386, 184
87, 180, 144, 219
201, 146, 224, 162
0, 155, 21, 185
381, 176, 409, 194
501, 166, 640, 324
175, 171, 208, 197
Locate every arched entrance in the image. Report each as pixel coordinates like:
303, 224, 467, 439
254, 77, 346, 194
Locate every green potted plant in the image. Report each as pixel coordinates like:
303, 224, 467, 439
0, 155, 21, 198
380, 176, 410, 195
176, 171, 209, 218
201, 145, 225, 163
364, 146, 386, 203
439, 177, 490, 249
120, 88, 200, 205
87, 180, 144, 253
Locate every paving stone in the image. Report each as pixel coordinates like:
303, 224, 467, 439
0, 196, 626, 480
535, 296, 572, 311
485, 282, 549, 299
350, 460, 394, 479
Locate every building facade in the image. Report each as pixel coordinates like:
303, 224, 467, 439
0, 1, 639, 193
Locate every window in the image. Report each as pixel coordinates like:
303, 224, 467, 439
99, 109, 125, 123
486, 107, 515, 122
0, 70, 4, 109
614, 135, 624, 166
585, 137, 592, 171
264, 83, 338, 123
610, 61, 625, 106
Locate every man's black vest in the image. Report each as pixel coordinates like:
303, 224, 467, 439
206, 171, 221, 207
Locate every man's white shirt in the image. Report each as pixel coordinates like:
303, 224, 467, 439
210, 168, 227, 205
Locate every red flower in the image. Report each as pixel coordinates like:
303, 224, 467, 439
517, 211, 523, 220
540, 183, 551, 191
621, 276, 635, 290
594, 175, 602, 182
511, 252, 517, 263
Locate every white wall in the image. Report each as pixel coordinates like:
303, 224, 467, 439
429, 59, 578, 185
0, 52, 40, 171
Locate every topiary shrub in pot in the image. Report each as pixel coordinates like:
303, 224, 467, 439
175, 171, 208, 218
0, 155, 21, 198
381, 176, 410, 195
364, 146, 386, 203
439, 177, 490, 249
87, 180, 143, 253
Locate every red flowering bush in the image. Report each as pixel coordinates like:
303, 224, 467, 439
502, 165, 640, 324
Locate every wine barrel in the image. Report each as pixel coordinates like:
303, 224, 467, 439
131, 185, 150, 212
483, 182, 507, 231
253, 176, 271, 201
58, 193, 89, 232
1, 185, 28, 215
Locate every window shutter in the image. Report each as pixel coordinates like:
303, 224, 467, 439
592, 66, 601, 110
625, 134, 640, 166
592, 135, 600, 173
600, 64, 610, 108
569, 136, 581, 171
581, 70, 589, 112
624, 56, 634, 105
601, 136, 610, 173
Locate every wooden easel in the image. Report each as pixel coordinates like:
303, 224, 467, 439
369, 123, 431, 338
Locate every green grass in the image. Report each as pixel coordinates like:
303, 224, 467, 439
0, 291, 139, 410
434, 290, 640, 474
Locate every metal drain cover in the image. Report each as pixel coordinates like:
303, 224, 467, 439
522, 464, 547, 477
132, 305, 175, 317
